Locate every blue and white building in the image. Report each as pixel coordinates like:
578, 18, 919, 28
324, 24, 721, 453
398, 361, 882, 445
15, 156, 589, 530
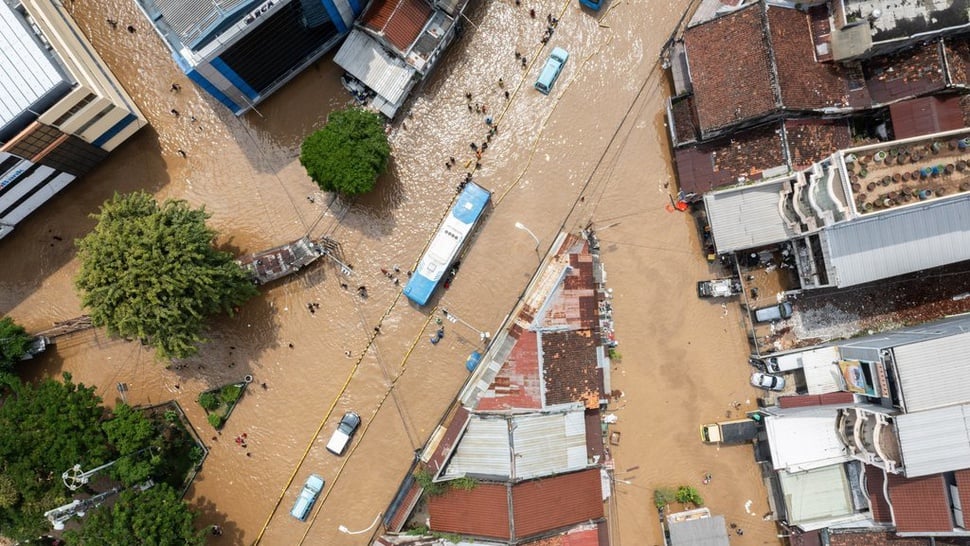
135, 0, 364, 115
0, 0, 146, 240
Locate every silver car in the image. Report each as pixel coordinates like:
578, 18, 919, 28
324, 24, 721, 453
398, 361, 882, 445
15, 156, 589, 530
750, 372, 786, 392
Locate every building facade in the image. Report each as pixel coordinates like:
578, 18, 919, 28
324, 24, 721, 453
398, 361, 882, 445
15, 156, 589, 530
0, 0, 147, 240
134, 0, 364, 115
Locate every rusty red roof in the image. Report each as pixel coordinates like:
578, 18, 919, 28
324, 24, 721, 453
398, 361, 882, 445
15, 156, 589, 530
428, 470, 604, 541
585, 409, 604, 462
426, 406, 470, 475
777, 391, 855, 408
828, 531, 936, 546
767, 6, 870, 110
889, 96, 965, 140
684, 3, 778, 135
865, 467, 893, 523
887, 473, 953, 532
477, 329, 542, 410
674, 122, 787, 196
428, 483, 511, 539
362, 0, 431, 52
865, 42, 947, 104
945, 35, 970, 86
512, 469, 604, 539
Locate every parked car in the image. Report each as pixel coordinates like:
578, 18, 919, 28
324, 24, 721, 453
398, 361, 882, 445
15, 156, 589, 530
752, 301, 793, 323
326, 411, 361, 456
535, 47, 569, 95
290, 474, 325, 521
750, 372, 786, 392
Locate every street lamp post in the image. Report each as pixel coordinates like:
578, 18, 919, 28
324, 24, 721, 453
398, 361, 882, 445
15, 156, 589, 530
338, 511, 383, 535
514, 222, 540, 253
441, 308, 491, 343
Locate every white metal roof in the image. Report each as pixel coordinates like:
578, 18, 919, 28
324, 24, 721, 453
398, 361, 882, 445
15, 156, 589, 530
765, 408, 849, 473
441, 409, 588, 481
334, 29, 416, 108
896, 404, 970, 478
668, 515, 730, 546
704, 178, 796, 253
777, 465, 854, 529
0, 2, 68, 130
797, 347, 844, 395
823, 194, 970, 288
892, 329, 970, 412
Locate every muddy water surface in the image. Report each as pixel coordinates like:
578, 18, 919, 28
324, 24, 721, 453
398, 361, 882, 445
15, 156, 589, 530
0, 0, 782, 544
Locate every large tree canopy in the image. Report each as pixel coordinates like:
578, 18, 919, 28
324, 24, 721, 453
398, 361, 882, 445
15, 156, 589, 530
299, 107, 390, 195
102, 404, 158, 486
75, 192, 258, 359
0, 316, 32, 372
0, 373, 109, 539
63, 482, 206, 546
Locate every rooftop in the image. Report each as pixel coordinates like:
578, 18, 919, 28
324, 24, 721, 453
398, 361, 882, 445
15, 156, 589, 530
892, 328, 970, 413
525, 522, 605, 546
777, 464, 858, 529
784, 120, 853, 170
895, 404, 970, 477
887, 473, 953, 532
135, 0, 252, 51
683, 3, 778, 135
0, 1, 71, 138
889, 96, 965, 140
362, 0, 432, 53
840, 0, 970, 44
675, 123, 788, 196
768, 6, 870, 111
668, 514, 730, 546
704, 176, 797, 253
765, 407, 849, 473
863, 41, 946, 104
427, 469, 604, 541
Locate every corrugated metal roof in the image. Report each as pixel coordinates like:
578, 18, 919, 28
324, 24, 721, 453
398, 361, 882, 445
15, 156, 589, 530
333, 29, 416, 106
668, 515, 730, 546
362, 0, 431, 52
0, 2, 69, 130
765, 408, 849, 473
778, 465, 854, 528
705, 177, 796, 253
789, 346, 843, 395
442, 409, 589, 481
895, 405, 970, 477
823, 194, 970, 288
892, 329, 970, 412
139, 0, 250, 47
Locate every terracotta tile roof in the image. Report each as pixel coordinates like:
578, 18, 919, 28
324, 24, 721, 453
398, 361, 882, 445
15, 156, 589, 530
767, 7, 864, 110
512, 469, 604, 539
684, 3, 779, 135
362, 0, 431, 52
428, 470, 604, 541
674, 122, 787, 195
478, 329, 543, 410
789, 529, 823, 546
828, 531, 935, 546
956, 469, 970, 528
886, 473, 953, 532
889, 96, 966, 140
777, 391, 854, 408
428, 482, 511, 539
542, 330, 601, 408
864, 466, 892, 523
864, 42, 947, 104
944, 35, 970, 86
784, 119, 852, 170
386, 480, 422, 532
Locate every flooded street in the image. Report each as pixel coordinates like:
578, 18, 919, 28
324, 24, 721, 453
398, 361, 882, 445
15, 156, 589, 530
0, 0, 782, 544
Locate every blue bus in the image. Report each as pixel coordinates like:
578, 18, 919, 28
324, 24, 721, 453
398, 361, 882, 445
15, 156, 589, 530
404, 182, 491, 306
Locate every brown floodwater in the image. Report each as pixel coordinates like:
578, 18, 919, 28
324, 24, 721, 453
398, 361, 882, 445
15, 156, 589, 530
0, 0, 784, 544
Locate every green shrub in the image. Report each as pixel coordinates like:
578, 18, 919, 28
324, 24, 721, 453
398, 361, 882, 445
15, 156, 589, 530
220, 384, 242, 405
207, 413, 223, 429
164, 409, 179, 423
676, 485, 703, 506
198, 392, 219, 411
450, 477, 477, 491
414, 468, 446, 496
653, 487, 676, 509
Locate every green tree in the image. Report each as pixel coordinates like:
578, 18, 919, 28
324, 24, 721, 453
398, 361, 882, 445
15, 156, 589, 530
64, 482, 206, 546
103, 404, 157, 486
299, 107, 390, 195
75, 191, 258, 359
0, 373, 109, 539
0, 316, 32, 372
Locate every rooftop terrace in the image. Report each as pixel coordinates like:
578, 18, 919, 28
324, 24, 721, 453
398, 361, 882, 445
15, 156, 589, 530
840, 0, 970, 44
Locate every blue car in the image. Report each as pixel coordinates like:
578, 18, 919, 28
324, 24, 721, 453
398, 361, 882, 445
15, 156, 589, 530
290, 474, 324, 521
535, 47, 569, 95
579, 0, 603, 10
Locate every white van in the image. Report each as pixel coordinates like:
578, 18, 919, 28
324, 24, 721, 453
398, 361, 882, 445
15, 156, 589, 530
326, 411, 361, 456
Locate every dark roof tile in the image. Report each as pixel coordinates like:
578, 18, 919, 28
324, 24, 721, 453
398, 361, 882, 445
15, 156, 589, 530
674, 122, 787, 195
865, 42, 947, 104
542, 330, 601, 408
889, 96, 966, 140
784, 119, 852, 170
684, 3, 778, 134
